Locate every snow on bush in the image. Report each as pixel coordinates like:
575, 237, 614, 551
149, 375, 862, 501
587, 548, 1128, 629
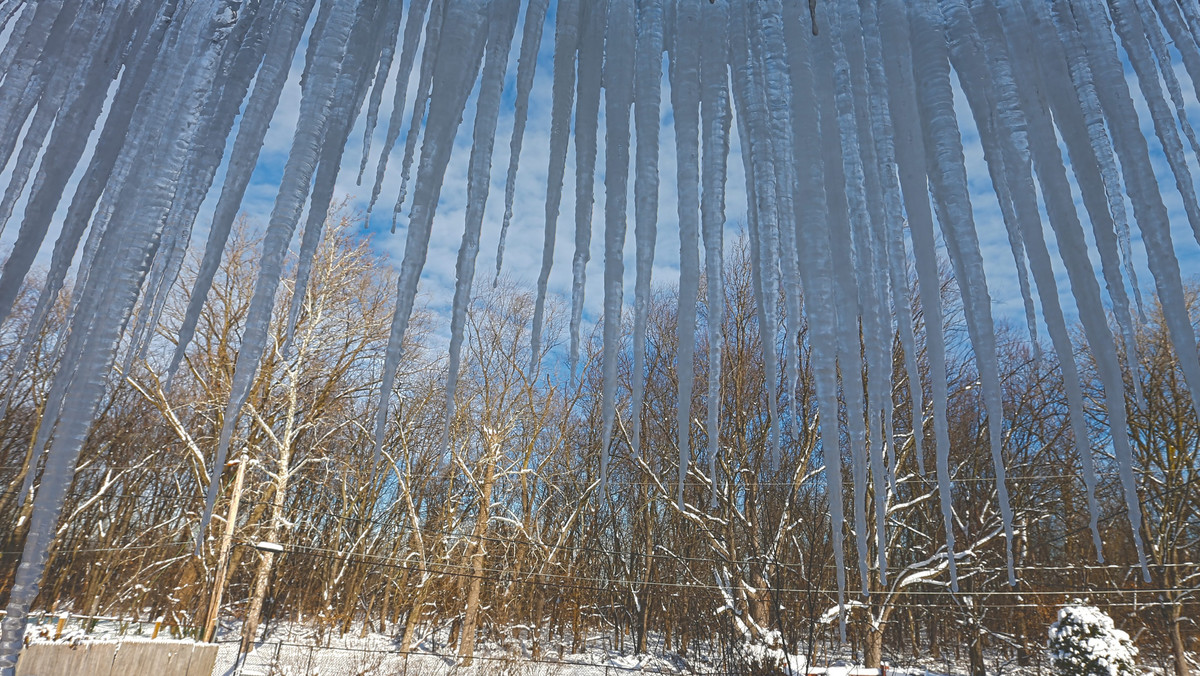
1048, 602, 1138, 676
734, 630, 808, 676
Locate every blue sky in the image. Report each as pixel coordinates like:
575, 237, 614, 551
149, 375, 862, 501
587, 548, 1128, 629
2, 4, 1198, 350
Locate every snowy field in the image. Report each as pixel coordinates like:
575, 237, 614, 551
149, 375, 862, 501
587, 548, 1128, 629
21, 613, 1194, 676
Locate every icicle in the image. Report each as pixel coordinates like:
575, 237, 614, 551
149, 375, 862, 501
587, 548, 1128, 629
700, 0, 730, 507
5, 0, 1200, 645
0, 2, 36, 80
1136, 0, 1200, 161
734, 3, 782, 475
370, 0, 490, 469
1018, 0, 1143, 408
988, 0, 1150, 579
392, 0, 448, 224
493, 0, 551, 284
781, 0, 850, 636
1107, 0, 1200, 248
197, 0, 363, 547
1049, 0, 1144, 317
0, 0, 25, 35
598, 0, 634, 492
127, 3, 272, 373
0, 0, 145, 331
1148, 0, 1200, 107
832, 0, 893, 585
529, 0, 580, 371
443, 0, 521, 463
0, 0, 170, 419
0, 0, 73, 177
861, 0, 926, 480
566, 0, 605, 378
814, 0, 873, 596
947, 0, 1107, 562
1073, 0, 1200, 436
0, 3, 113, 238
891, 0, 959, 591
629, 0, 663, 460
672, 0, 701, 507
1174, 0, 1200, 46
166, 0, 316, 382
282, 2, 386, 359
753, 1, 804, 480
354, 0, 406, 185
1, 2, 250, 667
363, 0, 429, 222
933, 0, 1040, 370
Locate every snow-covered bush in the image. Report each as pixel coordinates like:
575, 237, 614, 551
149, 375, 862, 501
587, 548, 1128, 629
733, 630, 795, 676
1048, 602, 1138, 676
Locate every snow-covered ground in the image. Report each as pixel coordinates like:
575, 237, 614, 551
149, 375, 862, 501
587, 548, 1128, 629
213, 621, 697, 676
16, 613, 1195, 676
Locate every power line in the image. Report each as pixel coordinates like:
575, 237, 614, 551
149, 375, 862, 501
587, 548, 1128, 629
256, 540, 1200, 599
8, 487, 1199, 580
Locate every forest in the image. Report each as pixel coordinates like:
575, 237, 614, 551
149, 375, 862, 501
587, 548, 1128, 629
0, 211, 1196, 675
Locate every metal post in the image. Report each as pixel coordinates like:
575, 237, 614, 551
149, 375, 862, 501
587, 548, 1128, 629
203, 453, 248, 643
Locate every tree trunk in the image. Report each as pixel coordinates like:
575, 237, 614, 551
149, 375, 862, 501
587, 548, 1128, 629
864, 625, 883, 670
968, 630, 986, 676
1015, 611, 1030, 667
1170, 610, 1190, 676
456, 438, 499, 665
239, 550, 275, 654
572, 601, 583, 653
636, 590, 650, 655
929, 616, 940, 660
399, 585, 426, 653
203, 454, 246, 642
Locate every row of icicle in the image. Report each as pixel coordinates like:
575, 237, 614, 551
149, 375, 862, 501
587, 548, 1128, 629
2, 0, 1199, 666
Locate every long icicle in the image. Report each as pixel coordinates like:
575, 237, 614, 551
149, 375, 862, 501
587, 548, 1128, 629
1074, 0, 1200, 432
165, 0, 316, 382
354, 0, 406, 185
198, 0, 363, 546
392, 0, 448, 224
947, 0, 1107, 561
363, 0, 429, 222
835, 0, 893, 586
567, 0, 606, 378
782, 0, 851, 635
529, 0, 580, 371
991, 0, 1150, 579
861, 0, 926, 481
371, 0, 490, 470
0, 1, 249, 665
897, 0, 959, 591
814, 0, 873, 596
493, 0, 551, 283
599, 0, 634, 492
700, 0, 730, 507
628, 0, 663, 460
672, 0, 701, 507
443, 0, 521, 461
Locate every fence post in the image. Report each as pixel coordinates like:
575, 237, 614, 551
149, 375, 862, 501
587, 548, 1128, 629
273, 640, 282, 676
307, 642, 315, 676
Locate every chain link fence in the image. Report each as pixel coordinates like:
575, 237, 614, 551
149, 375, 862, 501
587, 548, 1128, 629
212, 640, 736, 676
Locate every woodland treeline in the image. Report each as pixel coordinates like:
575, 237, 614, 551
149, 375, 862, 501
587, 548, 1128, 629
0, 213, 1196, 675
